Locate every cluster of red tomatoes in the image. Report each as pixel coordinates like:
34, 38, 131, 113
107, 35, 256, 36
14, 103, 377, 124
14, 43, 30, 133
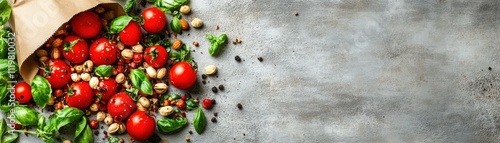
13, 6, 201, 141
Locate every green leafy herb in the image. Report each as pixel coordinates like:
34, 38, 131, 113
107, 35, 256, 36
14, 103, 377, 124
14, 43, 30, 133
37, 115, 45, 129
169, 94, 181, 100
186, 98, 198, 111
94, 65, 113, 77
0, 27, 13, 59
125, 0, 137, 16
130, 69, 153, 95
108, 136, 121, 143
206, 34, 227, 56
157, 117, 188, 133
144, 34, 171, 47
74, 117, 93, 143
74, 116, 86, 138
154, 0, 188, 14
0, 119, 18, 143
110, 15, 133, 34
0, 83, 11, 112
30, 75, 52, 108
0, 0, 12, 25
10, 105, 40, 126
43, 107, 84, 132
170, 17, 181, 33
168, 44, 192, 62
193, 108, 206, 134
0, 59, 17, 84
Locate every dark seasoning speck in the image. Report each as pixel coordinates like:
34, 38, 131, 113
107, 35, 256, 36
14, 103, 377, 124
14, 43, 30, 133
235, 56, 241, 62
237, 103, 243, 110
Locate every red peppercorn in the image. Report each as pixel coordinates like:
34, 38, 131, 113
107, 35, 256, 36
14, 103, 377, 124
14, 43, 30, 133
133, 53, 143, 63
54, 89, 64, 97
176, 100, 186, 109
173, 113, 179, 118
89, 120, 99, 129
202, 98, 213, 109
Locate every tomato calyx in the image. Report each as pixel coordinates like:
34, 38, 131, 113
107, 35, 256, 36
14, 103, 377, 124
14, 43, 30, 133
63, 39, 78, 53
146, 48, 159, 61
40, 63, 51, 77
66, 84, 74, 97
95, 93, 102, 100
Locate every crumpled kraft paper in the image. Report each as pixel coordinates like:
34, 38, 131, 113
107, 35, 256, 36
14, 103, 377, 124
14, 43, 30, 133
9, 0, 125, 83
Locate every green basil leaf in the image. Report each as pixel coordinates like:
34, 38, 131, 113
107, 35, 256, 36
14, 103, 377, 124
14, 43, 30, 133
0, 0, 12, 25
130, 69, 153, 95
2, 132, 17, 143
157, 117, 188, 133
31, 75, 51, 108
0, 27, 13, 59
208, 43, 218, 56
217, 34, 227, 45
0, 83, 8, 105
206, 34, 216, 43
110, 15, 133, 34
44, 107, 84, 132
37, 115, 45, 129
74, 123, 93, 143
125, 0, 137, 16
154, 0, 187, 13
0, 59, 17, 84
10, 105, 39, 126
0, 118, 6, 140
108, 136, 121, 143
186, 99, 198, 111
74, 116, 86, 138
193, 108, 206, 134
170, 94, 181, 100
94, 65, 113, 77
170, 17, 181, 33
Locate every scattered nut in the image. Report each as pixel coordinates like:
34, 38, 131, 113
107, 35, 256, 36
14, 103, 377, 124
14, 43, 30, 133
180, 19, 189, 30
122, 80, 132, 89
51, 47, 61, 59
191, 18, 203, 28
146, 66, 157, 79
118, 123, 127, 134
103, 11, 115, 20
54, 29, 66, 36
83, 60, 94, 73
179, 5, 191, 14
139, 97, 151, 108
156, 68, 167, 79
108, 123, 120, 134
193, 41, 199, 47
95, 6, 105, 14
81, 73, 91, 81
204, 65, 217, 75
121, 49, 134, 60
137, 103, 147, 111
132, 44, 143, 53
159, 106, 174, 116
117, 42, 125, 50
52, 38, 63, 48
96, 111, 106, 122
154, 83, 168, 94
75, 65, 84, 73
104, 115, 114, 125
39, 56, 50, 64
89, 77, 99, 89
35, 49, 48, 57
62, 140, 72, 143
172, 40, 183, 50
71, 73, 81, 82
89, 103, 99, 112
115, 73, 125, 84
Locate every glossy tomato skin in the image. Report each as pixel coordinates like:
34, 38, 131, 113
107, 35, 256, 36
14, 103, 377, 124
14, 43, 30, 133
126, 111, 155, 141
70, 11, 102, 39
142, 7, 166, 34
119, 21, 143, 46
169, 62, 197, 90
66, 82, 95, 110
93, 78, 118, 102
40, 59, 71, 89
108, 92, 136, 122
144, 45, 168, 68
62, 35, 89, 64
14, 82, 32, 104
90, 38, 118, 66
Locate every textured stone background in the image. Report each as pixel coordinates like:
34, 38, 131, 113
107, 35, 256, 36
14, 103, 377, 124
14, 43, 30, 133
8, 0, 500, 142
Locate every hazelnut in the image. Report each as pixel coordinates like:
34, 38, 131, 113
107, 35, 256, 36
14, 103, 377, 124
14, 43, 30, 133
75, 65, 84, 73
83, 60, 94, 73
139, 97, 151, 108
156, 68, 167, 79
117, 42, 125, 50
89, 103, 99, 112
159, 106, 174, 116
108, 123, 120, 134
154, 83, 168, 94
51, 47, 61, 59
204, 65, 217, 75
172, 40, 182, 50
191, 18, 203, 28
81, 73, 91, 81
103, 11, 115, 20
132, 44, 143, 53
121, 49, 134, 60
179, 5, 191, 14
115, 73, 125, 84
96, 111, 106, 122
95, 6, 105, 14
180, 19, 189, 30
35, 49, 48, 57
71, 73, 81, 82
52, 38, 63, 47
146, 66, 157, 79
118, 123, 127, 134
193, 41, 199, 47
39, 56, 50, 64
104, 115, 114, 125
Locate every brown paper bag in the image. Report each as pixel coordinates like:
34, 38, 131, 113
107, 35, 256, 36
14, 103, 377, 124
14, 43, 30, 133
9, 0, 125, 83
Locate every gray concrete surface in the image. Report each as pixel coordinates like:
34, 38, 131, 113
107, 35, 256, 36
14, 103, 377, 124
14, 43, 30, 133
7, 0, 500, 142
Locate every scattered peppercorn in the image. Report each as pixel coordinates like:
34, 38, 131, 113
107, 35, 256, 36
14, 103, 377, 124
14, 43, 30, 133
202, 74, 207, 79
237, 103, 243, 110
214, 112, 218, 117
189, 130, 193, 134
212, 86, 218, 93
211, 117, 217, 123
94, 131, 99, 136
212, 99, 216, 104
218, 84, 224, 91
202, 80, 206, 84
295, 12, 299, 16
258, 57, 263, 62
489, 67, 492, 71
235, 56, 241, 62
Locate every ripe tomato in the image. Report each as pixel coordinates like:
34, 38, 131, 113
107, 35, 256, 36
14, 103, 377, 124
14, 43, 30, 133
62, 35, 88, 64
141, 7, 166, 34
143, 45, 168, 68
66, 82, 95, 110
90, 38, 118, 66
126, 111, 155, 141
14, 82, 32, 104
40, 59, 71, 89
70, 11, 102, 39
93, 78, 118, 102
119, 21, 142, 46
108, 92, 136, 121
169, 62, 197, 90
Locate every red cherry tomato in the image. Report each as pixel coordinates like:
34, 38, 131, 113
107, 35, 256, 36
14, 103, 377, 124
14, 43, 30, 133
40, 59, 71, 89
62, 35, 89, 64
70, 11, 102, 39
90, 38, 118, 66
66, 82, 95, 110
141, 7, 166, 34
119, 21, 142, 46
14, 82, 32, 104
93, 78, 118, 102
126, 111, 156, 141
169, 62, 197, 90
108, 92, 136, 121
144, 45, 168, 68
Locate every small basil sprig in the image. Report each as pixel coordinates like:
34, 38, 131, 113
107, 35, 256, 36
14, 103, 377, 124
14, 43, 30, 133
0, 0, 11, 25
0, 119, 18, 143
154, 0, 188, 14
168, 43, 192, 62
43, 107, 84, 132
110, 15, 133, 34
0, 59, 17, 84
31, 75, 52, 108
10, 105, 40, 126
108, 136, 121, 143
206, 34, 227, 56
0, 83, 11, 112
170, 11, 182, 33
157, 117, 188, 133
193, 108, 206, 134
186, 98, 199, 111
125, 0, 137, 16
130, 69, 153, 95
74, 117, 93, 143
94, 65, 113, 77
